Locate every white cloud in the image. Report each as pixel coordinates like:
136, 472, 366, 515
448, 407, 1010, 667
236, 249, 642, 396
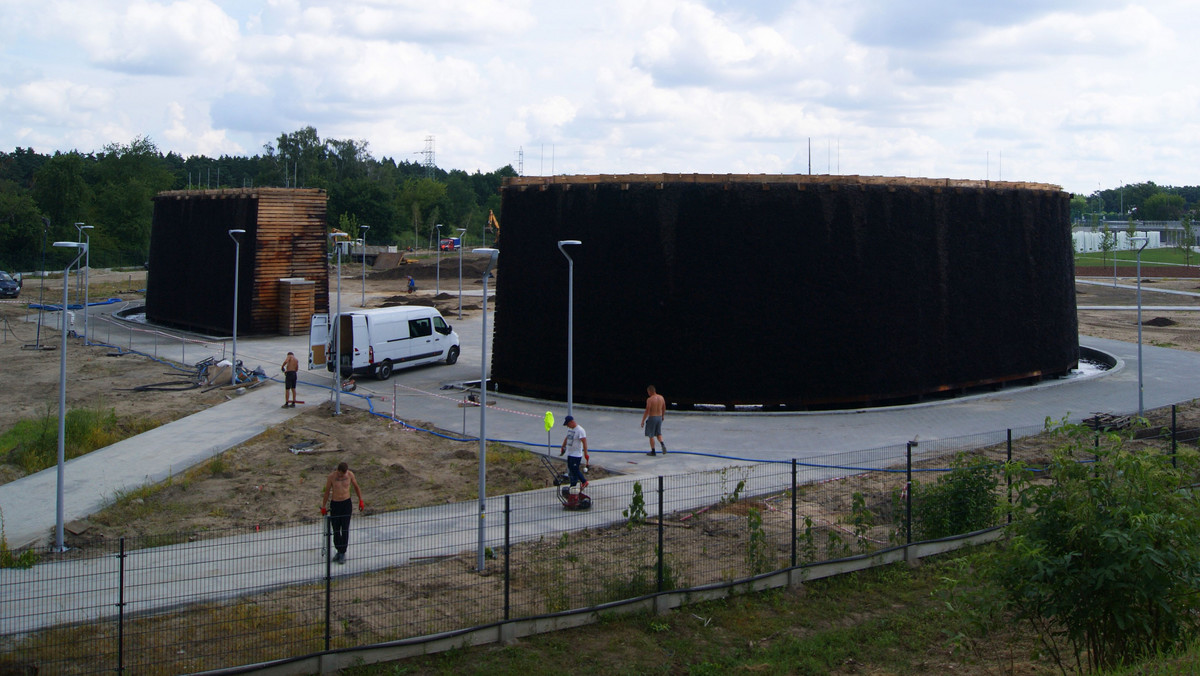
163, 101, 245, 156
52, 0, 240, 76
0, 0, 1198, 193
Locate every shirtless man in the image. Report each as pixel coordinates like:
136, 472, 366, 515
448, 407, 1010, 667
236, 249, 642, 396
320, 462, 364, 564
641, 385, 667, 456
281, 351, 299, 407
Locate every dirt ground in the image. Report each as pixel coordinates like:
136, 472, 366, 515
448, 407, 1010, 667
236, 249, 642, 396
3, 271, 1200, 544
1075, 276, 1200, 349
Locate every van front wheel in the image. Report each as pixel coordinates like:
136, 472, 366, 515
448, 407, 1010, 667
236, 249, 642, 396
445, 346, 460, 365
375, 361, 393, 380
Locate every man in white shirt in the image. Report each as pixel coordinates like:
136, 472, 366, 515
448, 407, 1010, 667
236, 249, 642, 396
559, 415, 589, 489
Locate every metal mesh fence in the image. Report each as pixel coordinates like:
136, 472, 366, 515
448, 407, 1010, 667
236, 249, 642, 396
2, 418, 1191, 673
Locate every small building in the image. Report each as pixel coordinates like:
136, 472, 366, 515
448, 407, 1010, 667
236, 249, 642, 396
146, 188, 330, 335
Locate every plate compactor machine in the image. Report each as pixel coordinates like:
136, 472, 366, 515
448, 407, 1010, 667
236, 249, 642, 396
539, 454, 591, 510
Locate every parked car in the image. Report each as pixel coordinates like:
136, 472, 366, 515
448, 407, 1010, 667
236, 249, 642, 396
0, 270, 21, 298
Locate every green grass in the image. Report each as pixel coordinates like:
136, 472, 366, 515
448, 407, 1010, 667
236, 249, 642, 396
341, 550, 1014, 675
0, 406, 160, 474
1076, 246, 1200, 268
339, 546, 1200, 676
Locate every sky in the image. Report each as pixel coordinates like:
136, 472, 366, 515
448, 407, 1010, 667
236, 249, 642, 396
1, 0, 1197, 196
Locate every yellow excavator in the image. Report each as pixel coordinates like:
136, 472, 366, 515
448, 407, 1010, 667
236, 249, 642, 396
487, 209, 500, 245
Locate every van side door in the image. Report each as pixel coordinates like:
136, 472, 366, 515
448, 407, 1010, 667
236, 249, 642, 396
407, 316, 441, 363
308, 313, 329, 369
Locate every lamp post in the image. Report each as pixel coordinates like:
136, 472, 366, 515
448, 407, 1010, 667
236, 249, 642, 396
33, 217, 49, 349
456, 227, 467, 320
1132, 235, 1149, 417
330, 232, 349, 415
557, 240, 582, 417
360, 225, 370, 307
73, 223, 85, 309
435, 224, 443, 297
51, 240, 88, 552
473, 247, 499, 572
76, 225, 93, 343
228, 229, 245, 385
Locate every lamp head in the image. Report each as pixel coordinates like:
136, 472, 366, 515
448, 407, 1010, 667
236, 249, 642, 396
473, 247, 499, 275
52, 241, 83, 249
557, 239, 582, 260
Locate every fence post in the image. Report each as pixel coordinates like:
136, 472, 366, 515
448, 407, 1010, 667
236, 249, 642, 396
1006, 429, 1013, 525
791, 459, 797, 567
324, 516, 332, 652
905, 442, 913, 546
1172, 404, 1178, 468
656, 476, 664, 593
504, 495, 511, 621
117, 537, 126, 674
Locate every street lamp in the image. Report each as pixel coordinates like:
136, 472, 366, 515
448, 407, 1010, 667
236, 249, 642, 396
228, 229, 245, 386
557, 240, 582, 417
360, 225, 370, 307
435, 224, 444, 297
456, 227, 467, 320
330, 232, 350, 415
473, 247, 499, 572
51, 240, 88, 552
74, 223, 92, 341
73, 223, 85, 310
1132, 235, 1149, 417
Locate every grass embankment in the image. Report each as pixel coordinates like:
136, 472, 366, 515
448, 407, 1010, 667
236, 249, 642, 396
342, 547, 1200, 676
1076, 247, 1198, 268
0, 406, 159, 476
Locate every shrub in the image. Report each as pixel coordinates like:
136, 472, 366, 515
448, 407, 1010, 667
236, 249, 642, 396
910, 454, 999, 540
992, 424, 1200, 672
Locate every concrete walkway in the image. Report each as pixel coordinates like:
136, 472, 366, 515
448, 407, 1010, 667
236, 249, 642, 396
0, 384, 303, 550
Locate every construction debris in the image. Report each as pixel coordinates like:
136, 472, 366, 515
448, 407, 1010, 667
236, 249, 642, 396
289, 440, 343, 455
1084, 412, 1134, 431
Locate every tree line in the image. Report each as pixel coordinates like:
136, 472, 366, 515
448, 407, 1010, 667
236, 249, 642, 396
1070, 181, 1200, 223
0, 126, 516, 271
5, 131, 1197, 272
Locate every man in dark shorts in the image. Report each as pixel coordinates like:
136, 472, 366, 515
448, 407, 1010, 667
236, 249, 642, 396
282, 351, 299, 408
641, 385, 667, 456
321, 461, 365, 564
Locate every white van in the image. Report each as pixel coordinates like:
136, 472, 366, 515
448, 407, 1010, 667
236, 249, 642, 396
308, 307, 460, 380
